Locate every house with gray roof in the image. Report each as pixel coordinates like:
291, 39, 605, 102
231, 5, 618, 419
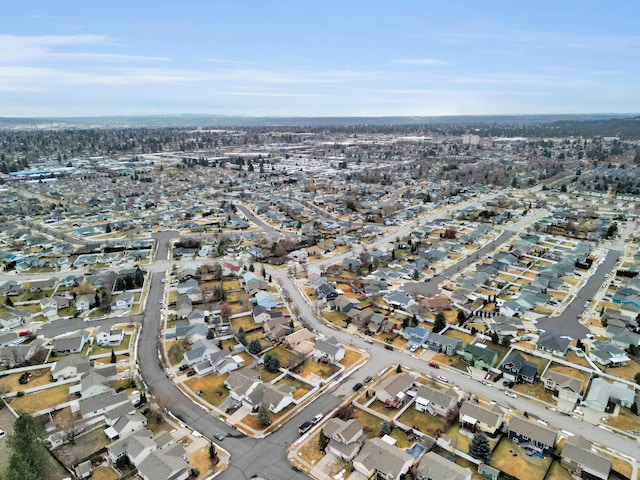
561, 434, 611, 480
588, 340, 629, 367
323, 418, 365, 461
414, 384, 459, 418
137, 450, 190, 480
107, 429, 156, 465
375, 373, 415, 405
606, 326, 640, 349
77, 391, 130, 419
536, 332, 571, 357
415, 451, 472, 480
508, 415, 557, 454
104, 412, 147, 440
52, 335, 88, 356
51, 354, 91, 381
353, 437, 414, 480
312, 336, 345, 364
501, 352, 538, 384
425, 332, 461, 356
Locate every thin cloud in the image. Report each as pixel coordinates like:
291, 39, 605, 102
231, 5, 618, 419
392, 58, 449, 66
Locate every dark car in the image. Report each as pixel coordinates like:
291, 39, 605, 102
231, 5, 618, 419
298, 421, 312, 434
384, 344, 394, 351
178, 364, 189, 372
186, 370, 196, 377
364, 376, 372, 384
352, 382, 363, 391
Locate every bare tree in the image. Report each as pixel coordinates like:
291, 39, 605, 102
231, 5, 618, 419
55, 407, 81, 445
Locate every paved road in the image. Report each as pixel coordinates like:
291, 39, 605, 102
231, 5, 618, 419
37, 314, 141, 338
236, 205, 299, 239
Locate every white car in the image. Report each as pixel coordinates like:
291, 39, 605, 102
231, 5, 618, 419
0, 429, 5, 439
505, 391, 517, 398
311, 414, 324, 425
437, 375, 448, 383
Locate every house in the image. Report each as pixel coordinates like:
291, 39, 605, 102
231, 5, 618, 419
375, 373, 415, 405
501, 352, 538, 384
137, 450, 191, 480
243, 382, 294, 414
0, 280, 24, 296
384, 291, 417, 311
425, 333, 461, 356
459, 401, 504, 437
415, 451, 472, 480
115, 291, 134, 310
366, 313, 397, 334
29, 277, 57, 293
312, 336, 345, 365
330, 295, 358, 313
283, 328, 315, 350
588, 340, 630, 367
74, 460, 92, 479
96, 327, 125, 347
104, 412, 147, 440
254, 290, 279, 310
463, 344, 499, 370
508, 415, 557, 454
583, 378, 635, 412
78, 391, 131, 420
175, 295, 192, 318
263, 315, 291, 341
561, 434, 611, 480
183, 339, 220, 366
318, 282, 339, 301
71, 369, 113, 398
225, 370, 261, 403
0, 310, 28, 330
51, 354, 92, 381
323, 418, 365, 461
352, 437, 414, 480
536, 332, 571, 357
414, 384, 459, 418
401, 326, 430, 348
75, 294, 94, 312
52, 335, 88, 356
176, 278, 199, 295
252, 305, 273, 324
107, 429, 156, 465
606, 325, 640, 349
542, 370, 583, 403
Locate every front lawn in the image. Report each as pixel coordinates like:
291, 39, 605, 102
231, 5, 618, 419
490, 437, 552, 480
511, 381, 556, 404
323, 311, 348, 327
184, 374, 229, 407
340, 348, 363, 369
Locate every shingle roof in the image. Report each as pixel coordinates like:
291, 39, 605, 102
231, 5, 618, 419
509, 416, 557, 447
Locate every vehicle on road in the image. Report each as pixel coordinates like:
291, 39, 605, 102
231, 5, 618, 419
437, 375, 448, 383
291, 465, 302, 472
384, 344, 394, 351
352, 382, 363, 391
312, 414, 324, 425
298, 421, 312, 434
159, 300, 163, 304
505, 391, 517, 398
213, 432, 225, 441
428, 360, 439, 368
364, 375, 372, 384
364, 337, 373, 344
502, 380, 514, 387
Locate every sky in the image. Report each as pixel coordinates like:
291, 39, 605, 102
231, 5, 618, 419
2, 0, 640, 117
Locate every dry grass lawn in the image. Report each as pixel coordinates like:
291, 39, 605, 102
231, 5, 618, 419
603, 359, 640, 383
297, 432, 325, 465
563, 350, 591, 368
398, 408, 446, 436
547, 363, 590, 386
611, 456, 633, 479
512, 381, 555, 404
184, 374, 229, 407
274, 375, 312, 399
352, 408, 385, 438
269, 346, 303, 368
605, 406, 640, 431
444, 329, 474, 346
231, 314, 259, 332
544, 461, 577, 480
367, 399, 397, 418
299, 358, 336, 379
189, 447, 217, 478
11, 384, 71, 414
222, 280, 241, 290
340, 348, 363, 368
490, 438, 552, 480
90, 466, 120, 480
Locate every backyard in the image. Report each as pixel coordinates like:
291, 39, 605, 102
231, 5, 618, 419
489, 437, 552, 480
10, 384, 71, 414
0, 368, 53, 393
274, 375, 313, 399
397, 407, 447, 437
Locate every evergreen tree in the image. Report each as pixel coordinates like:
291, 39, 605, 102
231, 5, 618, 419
381, 421, 392, 435
257, 403, 271, 426
110, 349, 116, 363
396, 364, 402, 373
248, 340, 262, 355
208, 442, 218, 460
433, 312, 446, 333
5, 297, 13, 307
469, 432, 491, 463
319, 429, 330, 452
7, 414, 49, 480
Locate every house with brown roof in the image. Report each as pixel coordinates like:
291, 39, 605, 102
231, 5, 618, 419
542, 370, 583, 404
459, 402, 504, 437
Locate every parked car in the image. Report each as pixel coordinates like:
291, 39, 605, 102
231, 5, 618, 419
384, 344, 394, 351
352, 382, 363, 391
213, 432, 226, 441
311, 414, 324, 425
298, 421, 312, 434
505, 391, 517, 398
364, 375, 373, 384
437, 375, 448, 383
428, 360, 439, 368
186, 370, 196, 377
178, 364, 190, 372
364, 337, 373, 344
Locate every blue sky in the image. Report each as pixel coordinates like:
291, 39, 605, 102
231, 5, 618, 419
2, 0, 639, 117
